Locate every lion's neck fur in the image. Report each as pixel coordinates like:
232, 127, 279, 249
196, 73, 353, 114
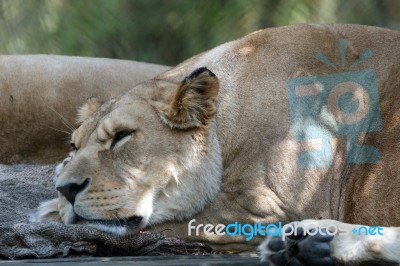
149, 123, 223, 225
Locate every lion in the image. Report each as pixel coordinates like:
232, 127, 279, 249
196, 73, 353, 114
0, 55, 169, 164
32, 24, 400, 264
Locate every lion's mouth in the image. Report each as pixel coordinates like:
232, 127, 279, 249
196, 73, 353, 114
75, 215, 143, 235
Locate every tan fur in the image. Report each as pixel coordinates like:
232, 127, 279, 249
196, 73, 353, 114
0, 55, 169, 163
159, 69, 219, 129
77, 97, 101, 124
34, 25, 400, 264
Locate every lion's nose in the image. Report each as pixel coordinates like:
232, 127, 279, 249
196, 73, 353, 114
56, 178, 90, 205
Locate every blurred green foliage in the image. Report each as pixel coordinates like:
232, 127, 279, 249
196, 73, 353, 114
1, 0, 399, 65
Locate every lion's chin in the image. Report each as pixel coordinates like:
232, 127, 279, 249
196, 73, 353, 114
75, 215, 144, 236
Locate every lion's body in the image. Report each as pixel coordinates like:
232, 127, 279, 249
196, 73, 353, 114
153, 24, 400, 238
0, 55, 169, 163
34, 25, 400, 263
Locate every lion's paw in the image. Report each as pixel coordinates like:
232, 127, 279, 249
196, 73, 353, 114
258, 226, 334, 266
29, 198, 62, 223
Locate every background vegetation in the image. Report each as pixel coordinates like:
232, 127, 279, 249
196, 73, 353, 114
1, 0, 399, 66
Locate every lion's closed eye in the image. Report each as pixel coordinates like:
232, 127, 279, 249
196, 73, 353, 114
111, 130, 135, 149
70, 142, 78, 151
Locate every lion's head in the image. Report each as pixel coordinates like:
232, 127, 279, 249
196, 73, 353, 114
36, 67, 223, 235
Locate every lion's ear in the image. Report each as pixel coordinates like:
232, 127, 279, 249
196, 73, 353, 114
158, 67, 219, 129
77, 97, 101, 124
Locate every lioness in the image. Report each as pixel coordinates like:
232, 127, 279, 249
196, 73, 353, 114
0, 55, 169, 163
33, 25, 400, 264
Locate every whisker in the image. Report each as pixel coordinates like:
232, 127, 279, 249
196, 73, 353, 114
120, 207, 136, 211
41, 124, 71, 135
122, 200, 137, 210
112, 214, 120, 226
44, 103, 76, 131
115, 214, 125, 227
